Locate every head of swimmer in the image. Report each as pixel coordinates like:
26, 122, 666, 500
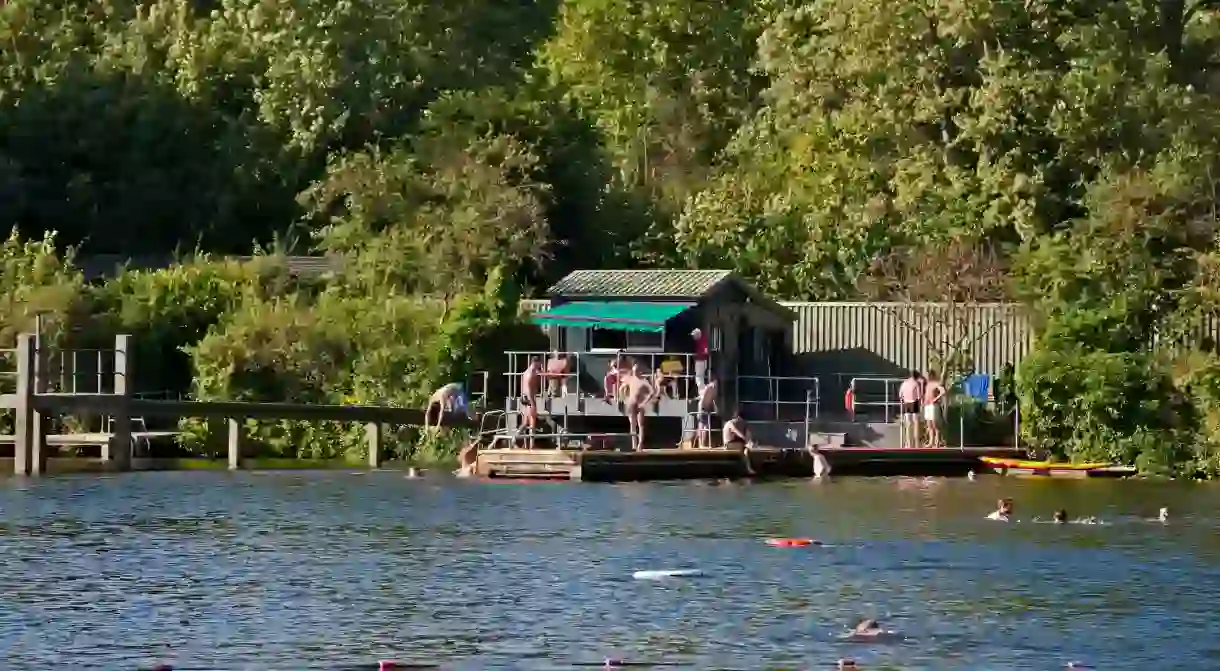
854, 619, 881, 634
1053, 509, 1067, 523
997, 498, 1013, 515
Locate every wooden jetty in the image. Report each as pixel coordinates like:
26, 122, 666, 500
0, 333, 472, 475
477, 445, 1027, 481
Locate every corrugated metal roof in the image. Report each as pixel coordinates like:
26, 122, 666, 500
548, 269, 734, 299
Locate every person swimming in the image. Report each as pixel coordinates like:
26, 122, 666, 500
986, 498, 1013, 521
1156, 507, 1169, 523
842, 618, 899, 641
1053, 509, 1067, 524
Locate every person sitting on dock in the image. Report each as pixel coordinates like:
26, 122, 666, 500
545, 351, 570, 398
696, 378, 718, 448
899, 370, 923, 449
624, 366, 657, 451
723, 412, 756, 475
986, 498, 1014, 521
423, 382, 468, 433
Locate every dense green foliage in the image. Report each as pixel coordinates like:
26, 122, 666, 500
4, 0, 1220, 470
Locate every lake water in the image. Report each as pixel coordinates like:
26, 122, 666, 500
0, 472, 1215, 670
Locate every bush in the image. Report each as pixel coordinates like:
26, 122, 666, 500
1016, 343, 1194, 472
82, 255, 302, 396
179, 274, 544, 463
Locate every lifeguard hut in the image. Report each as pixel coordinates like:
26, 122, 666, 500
495, 269, 798, 447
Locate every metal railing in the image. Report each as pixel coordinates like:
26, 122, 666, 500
466, 371, 489, 410
682, 411, 716, 448
504, 350, 702, 402
35, 348, 122, 395
736, 375, 821, 421
846, 376, 906, 423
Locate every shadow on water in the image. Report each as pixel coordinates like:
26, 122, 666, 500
0, 472, 1217, 669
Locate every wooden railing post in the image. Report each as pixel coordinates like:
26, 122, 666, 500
13, 333, 45, 475
366, 421, 382, 468
227, 418, 241, 470
105, 334, 133, 471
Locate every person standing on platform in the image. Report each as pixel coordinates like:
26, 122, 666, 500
624, 367, 657, 451
691, 327, 710, 391
922, 371, 947, 448
545, 351, 570, 397
898, 371, 923, 448
696, 378, 718, 448
519, 357, 541, 448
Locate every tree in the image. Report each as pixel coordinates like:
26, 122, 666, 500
859, 238, 1013, 381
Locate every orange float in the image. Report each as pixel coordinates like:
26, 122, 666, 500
765, 537, 820, 547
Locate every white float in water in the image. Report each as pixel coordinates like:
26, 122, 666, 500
632, 569, 703, 580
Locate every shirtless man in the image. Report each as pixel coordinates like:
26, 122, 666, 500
545, 351, 570, 397
723, 412, 755, 475
454, 438, 480, 477
423, 382, 466, 433
898, 370, 922, 448
519, 357, 542, 447
696, 378, 718, 448
922, 372, 947, 447
623, 366, 656, 451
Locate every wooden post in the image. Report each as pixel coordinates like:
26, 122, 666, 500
13, 334, 39, 475
366, 421, 382, 468
227, 418, 241, 470
106, 334, 133, 471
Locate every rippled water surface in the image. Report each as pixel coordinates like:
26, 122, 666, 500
0, 472, 1217, 670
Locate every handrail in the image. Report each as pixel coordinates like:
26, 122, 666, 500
681, 410, 717, 447
736, 375, 821, 421
505, 349, 701, 402
848, 376, 905, 423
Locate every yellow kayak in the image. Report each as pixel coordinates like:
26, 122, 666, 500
979, 456, 1114, 471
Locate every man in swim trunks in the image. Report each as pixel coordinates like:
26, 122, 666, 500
922, 371, 946, 447
424, 382, 467, 432
898, 370, 922, 448
519, 357, 541, 446
723, 412, 756, 475
545, 350, 570, 397
623, 366, 656, 451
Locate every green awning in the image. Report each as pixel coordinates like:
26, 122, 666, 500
531, 301, 694, 333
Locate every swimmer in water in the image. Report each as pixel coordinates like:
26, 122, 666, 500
1156, 507, 1169, 523
1053, 509, 1067, 524
986, 498, 1013, 521
843, 618, 898, 641
453, 438, 479, 477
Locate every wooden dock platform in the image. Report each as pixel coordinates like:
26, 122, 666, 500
477, 445, 1028, 481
